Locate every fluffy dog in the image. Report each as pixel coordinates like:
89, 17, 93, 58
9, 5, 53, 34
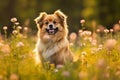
34, 10, 73, 66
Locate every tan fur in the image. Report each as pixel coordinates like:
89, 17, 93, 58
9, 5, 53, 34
34, 10, 73, 66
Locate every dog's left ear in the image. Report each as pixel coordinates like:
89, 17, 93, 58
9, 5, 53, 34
54, 10, 67, 25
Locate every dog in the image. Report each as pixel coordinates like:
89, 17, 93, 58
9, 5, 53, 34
34, 10, 73, 66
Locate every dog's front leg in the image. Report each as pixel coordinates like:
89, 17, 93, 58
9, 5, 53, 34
38, 51, 45, 68
34, 50, 45, 68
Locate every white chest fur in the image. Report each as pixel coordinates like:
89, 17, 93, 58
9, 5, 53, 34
35, 38, 68, 60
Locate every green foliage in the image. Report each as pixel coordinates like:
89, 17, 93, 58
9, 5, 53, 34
0, 0, 120, 32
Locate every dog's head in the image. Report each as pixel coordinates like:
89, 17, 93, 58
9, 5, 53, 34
35, 10, 67, 35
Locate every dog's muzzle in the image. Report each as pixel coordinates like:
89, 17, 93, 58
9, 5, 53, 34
46, 24, 58, 35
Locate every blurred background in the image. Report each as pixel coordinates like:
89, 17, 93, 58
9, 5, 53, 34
0, 0, 120, 33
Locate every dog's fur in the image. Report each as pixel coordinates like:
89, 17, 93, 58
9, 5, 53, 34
34, 10, 73, 66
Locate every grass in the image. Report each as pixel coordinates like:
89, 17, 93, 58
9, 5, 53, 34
0, 18, 120, 80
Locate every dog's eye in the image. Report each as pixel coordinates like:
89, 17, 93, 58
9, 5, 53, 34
53, 20, 57, 24
45, 21, 49, 25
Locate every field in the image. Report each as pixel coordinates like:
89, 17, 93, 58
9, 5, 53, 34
0, 18, 120, 80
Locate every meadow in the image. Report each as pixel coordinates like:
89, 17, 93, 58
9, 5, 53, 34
0, 18, 120, 80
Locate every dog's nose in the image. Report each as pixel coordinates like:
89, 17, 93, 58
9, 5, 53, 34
49, 24, 53, 29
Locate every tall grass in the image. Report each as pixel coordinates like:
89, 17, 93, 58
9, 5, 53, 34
0, 18, 120, 80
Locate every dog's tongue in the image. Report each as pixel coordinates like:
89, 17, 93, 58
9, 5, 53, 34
49, 30, 54, 33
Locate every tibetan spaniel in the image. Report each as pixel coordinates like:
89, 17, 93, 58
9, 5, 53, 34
34, 10, 73, 66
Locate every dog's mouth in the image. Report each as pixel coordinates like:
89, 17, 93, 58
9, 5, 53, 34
46, 27, 58, 35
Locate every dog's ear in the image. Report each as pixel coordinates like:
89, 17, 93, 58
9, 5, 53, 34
34, 12, 47, 28
54, 10, 67, 25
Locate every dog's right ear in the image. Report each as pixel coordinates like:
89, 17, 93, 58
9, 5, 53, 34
34, 12, 47, 27
54, 10, 67, 26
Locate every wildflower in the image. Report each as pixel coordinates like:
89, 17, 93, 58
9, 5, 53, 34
97, 25, 105, 32
96, 59, 106, 68
24, 27, 28, 31
56, 64, 64, 69
0, 75, 3, 80
87, 31, 92, 36
83, 31, 87, 36
104, 39, 117, 50
91, 42, 97, 46
3, 26, 8, 30
17, 26, 22, 30
81, 51, 87, 56
54, 69, 59, 73
119, 20, 120, 24
16, 42, 24, 47
104, 29, 109, 33
80, 19, 85, 24
69, 32, 77, 42
15, 22, 20, 26
113, 24, 120, 32
83, 37, 89, 41
80, 19, 85, 30
12, 30, 18, 35
83, 43, 86, 46
96, 29, 100, 33
62, 71, 70, 77
1, 44, 11, 54
104, 72, 110, 78
10, 17, 17, 22
91, 39, 97, 46
79, 31, 85, 37
78, 71, 88, 79
110, 29, 113, 32
98, 44, 103, 48
9, 73, 19, 80
88, 37, 92, 42
97, 47, 102, 51
79, 29, 83, 33
80, 43, 86, 46
97, 44, 103, 51
79, 32, 84, 37
78, 30, 83, 37
69, 43, 74, 46
80, 31, 92, 37
0, 43, 4, 47
91, 47, 97, 53
115, 71, 120, 76
84, 31, 92, 36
